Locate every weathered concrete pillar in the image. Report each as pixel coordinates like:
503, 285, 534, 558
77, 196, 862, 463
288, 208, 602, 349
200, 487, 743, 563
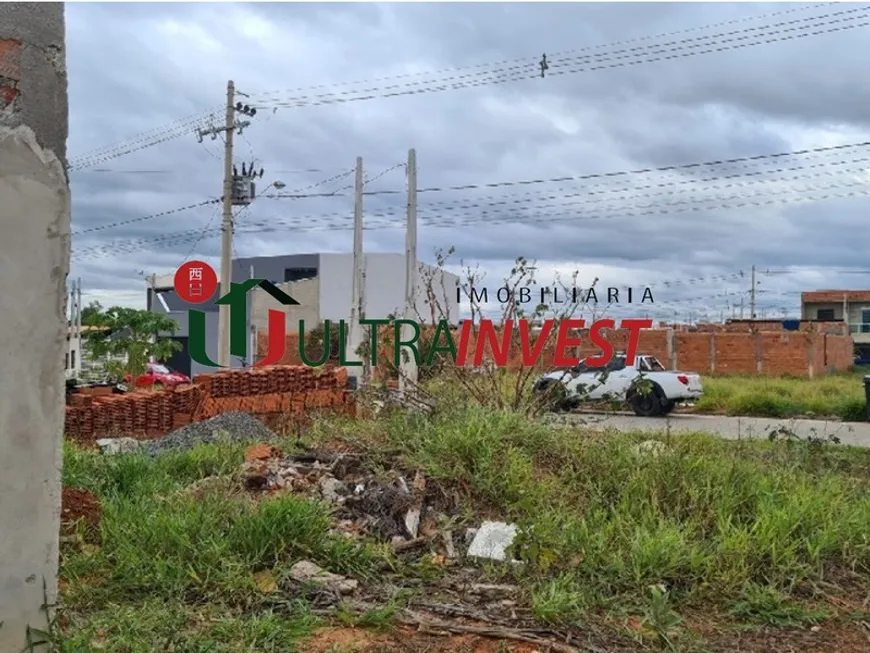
0, 4, 69, 650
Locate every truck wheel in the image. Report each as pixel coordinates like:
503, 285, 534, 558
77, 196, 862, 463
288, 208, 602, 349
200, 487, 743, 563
630, 383, 665, 417
661, 400, 676, 415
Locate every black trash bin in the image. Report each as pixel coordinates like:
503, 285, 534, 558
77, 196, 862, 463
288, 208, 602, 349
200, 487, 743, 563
865, 376, 870, 421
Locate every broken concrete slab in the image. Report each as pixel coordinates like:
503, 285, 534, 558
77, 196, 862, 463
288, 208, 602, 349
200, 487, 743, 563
95, 437, 141, 455
287, 560, 358, 594
319, 476, 345, 503
404, 507, 421, 538
466, 521, 518, 562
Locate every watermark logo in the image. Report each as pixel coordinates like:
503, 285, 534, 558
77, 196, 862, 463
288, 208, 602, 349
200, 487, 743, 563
174, 261, 654, 370
175, 260, 300, 368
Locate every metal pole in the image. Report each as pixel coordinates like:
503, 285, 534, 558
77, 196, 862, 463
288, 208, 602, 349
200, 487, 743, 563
399, 148, 418, 394
217, 80, 235, 368
749, 265, 757, 319
75, 278, 82, 378
147, 273, 157, 363
67, 281, 74, 376
248, 264, 255, 367
347, 157, 364, 381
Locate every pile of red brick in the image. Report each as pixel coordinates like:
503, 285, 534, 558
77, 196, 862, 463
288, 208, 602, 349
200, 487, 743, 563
65, 366, 353, 443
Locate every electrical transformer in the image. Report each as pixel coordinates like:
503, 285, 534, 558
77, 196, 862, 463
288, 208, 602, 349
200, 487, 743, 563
231, 176, 256, 206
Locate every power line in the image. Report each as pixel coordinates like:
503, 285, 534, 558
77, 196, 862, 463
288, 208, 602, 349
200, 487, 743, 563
261, 139, 870, 204
64, 4, 849, 172
260, 8, 870, 110
70, 178, 870, 262
256, 6, 856, 105
69, 141, 870, 238
411, 139, 870, 195
68, 109, 221, 171
253, 3, 835, 100
260, 143, 870, 223
71, 199, 220, 236
177, 203, 223, 268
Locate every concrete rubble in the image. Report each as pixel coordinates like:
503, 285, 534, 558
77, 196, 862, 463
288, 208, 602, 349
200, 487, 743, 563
95, 437, 142, 455
466, 521, 519, 562
287, 560, 358, 594
234, 443, 482, 560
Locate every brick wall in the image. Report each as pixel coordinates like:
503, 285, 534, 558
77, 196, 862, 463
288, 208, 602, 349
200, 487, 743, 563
802, 290, 870, 304
694, 320, 848, 335
0, 39, 21, 110
65, 366, 353, 443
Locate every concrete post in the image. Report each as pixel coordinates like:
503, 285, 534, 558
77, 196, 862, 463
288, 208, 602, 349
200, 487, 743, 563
754, 332, 763, 374
0, 4, 69, 650
709, 333, 716, 374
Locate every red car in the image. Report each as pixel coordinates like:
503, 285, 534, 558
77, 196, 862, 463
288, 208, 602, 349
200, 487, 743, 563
126, 363, 190, 389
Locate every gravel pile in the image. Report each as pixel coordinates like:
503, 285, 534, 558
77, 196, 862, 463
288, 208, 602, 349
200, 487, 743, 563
147, 411, 279, 457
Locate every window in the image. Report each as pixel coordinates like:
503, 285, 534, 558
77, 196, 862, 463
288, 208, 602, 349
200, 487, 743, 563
647, 357, 666, 372
64, 353, 69, 370
150, 364, 171, 375
70, 350, 76, 369
816, 308, 835, 320
606, 356, 627, 372
284, 267, 317, 283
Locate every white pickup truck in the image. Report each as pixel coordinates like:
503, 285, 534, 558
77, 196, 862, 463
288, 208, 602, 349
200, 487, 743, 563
532, 353, 703, 417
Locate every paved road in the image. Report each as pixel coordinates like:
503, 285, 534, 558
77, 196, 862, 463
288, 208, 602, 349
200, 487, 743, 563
564, 411, 870, 448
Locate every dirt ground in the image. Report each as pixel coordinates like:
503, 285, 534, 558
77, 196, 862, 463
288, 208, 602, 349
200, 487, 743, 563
703, 620, 870, 653
303, 619, 870, 653
304, 624, 634, 653
61, 487, 102, 528
306, 627, 539, 653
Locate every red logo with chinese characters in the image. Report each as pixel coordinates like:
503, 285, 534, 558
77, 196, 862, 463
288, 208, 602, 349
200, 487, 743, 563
174, 260, 219, 304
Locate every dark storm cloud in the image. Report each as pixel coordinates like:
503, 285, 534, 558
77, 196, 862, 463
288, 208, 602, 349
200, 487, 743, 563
65, 2, 870, 317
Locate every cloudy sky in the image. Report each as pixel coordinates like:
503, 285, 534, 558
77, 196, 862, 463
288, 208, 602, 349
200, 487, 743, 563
66, 1, 870, 323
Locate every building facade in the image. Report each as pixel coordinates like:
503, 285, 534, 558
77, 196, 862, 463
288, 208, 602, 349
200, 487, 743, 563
800, 290, 870, 357
148, 252, 460, 378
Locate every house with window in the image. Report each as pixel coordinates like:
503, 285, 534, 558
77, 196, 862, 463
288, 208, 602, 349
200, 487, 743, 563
800, 290, 870, 358
65, 325, 130, 381
147, 252, 460, 378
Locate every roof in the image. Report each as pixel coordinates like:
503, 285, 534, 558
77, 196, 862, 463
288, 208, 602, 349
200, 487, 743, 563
67, 325, 110, 335
801, 290, 870, 303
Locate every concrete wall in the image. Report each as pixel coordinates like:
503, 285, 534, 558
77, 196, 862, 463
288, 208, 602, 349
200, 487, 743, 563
0, 4, 69, 649
233, 252, 320, 286
250, 278, 320, 333
318, 253, 460, 325
802, 301, 845, 321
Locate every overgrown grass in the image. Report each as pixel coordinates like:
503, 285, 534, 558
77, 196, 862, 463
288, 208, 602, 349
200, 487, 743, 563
313, 405, 870, 625
695, 372, 867, 421
59, 402, 870, 649
59, 440, 384, 651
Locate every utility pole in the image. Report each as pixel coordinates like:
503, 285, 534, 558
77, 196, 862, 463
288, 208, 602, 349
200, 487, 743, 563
147, 273, 157, 363
196, 80, 258, 367
67, 280, 75, 376
74, 278, 82, 378
217, 81, 236, 369
749, 265, 757, 320
347, 157, 365, 384
399, 148, 418, 395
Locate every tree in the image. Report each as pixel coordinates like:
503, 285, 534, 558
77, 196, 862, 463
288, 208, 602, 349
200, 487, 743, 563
84, 306, 182, 380
80, 300, 103, 327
